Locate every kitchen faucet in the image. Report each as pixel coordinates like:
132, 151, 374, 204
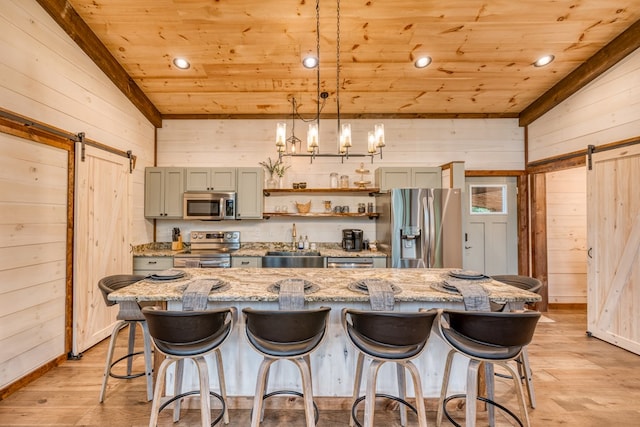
292, 223, 297, 249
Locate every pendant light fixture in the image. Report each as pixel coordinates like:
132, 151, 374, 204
275, 0, 385, 163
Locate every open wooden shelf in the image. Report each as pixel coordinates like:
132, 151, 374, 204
263, 187, 380, 196
262, 212, 379, 219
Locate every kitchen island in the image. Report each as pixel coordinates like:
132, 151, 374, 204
109, 268, 540, 400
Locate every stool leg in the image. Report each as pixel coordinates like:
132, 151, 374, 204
466, 359, 481, 427
173, 359, 184, 422
501, 361, 531, 427
436, 350, 455, 427
293, 356, 316, 427
99, 320, 126, 403
364, 359, 383, 427
149, 357, 171, 427
251, 358, 274, 427
141, 321, 154, 402
195, 356, 212, 427
214, 348, 230, 424
396, 363, 407, 426
403, 361, 428, 427
260, 365, 271, 422
350, 353, 365, 427
520, 347, 536, 408
484, 362, 495, 427
126, 321, 136, 376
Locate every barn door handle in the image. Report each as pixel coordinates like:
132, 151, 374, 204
588, 248, 593, 259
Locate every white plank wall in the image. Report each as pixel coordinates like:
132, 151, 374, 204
546, 167, 587, 304
157, 118, 523, 243
0, 135, 67, 388
0, 0, 156, 245
0, 0, 156, 388
528, 47, 640, 162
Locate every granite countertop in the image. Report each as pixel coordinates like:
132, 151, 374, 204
132, 242, 386, 258
109, 267, 540, 305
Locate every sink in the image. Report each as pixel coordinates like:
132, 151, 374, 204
265, 251, 322, 257
262, 251, 325, 268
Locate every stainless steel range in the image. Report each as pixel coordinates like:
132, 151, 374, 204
173, 231, 240, 268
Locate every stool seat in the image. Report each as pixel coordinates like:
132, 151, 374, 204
243, 307, 331, 427
436, 309, 541, 427
491, 274, 543, 409
343, 308, 437, 427
143, 306, 237, 427
98, 274, 154, 403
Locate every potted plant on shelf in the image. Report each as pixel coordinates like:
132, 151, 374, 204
259, 157, 290, 189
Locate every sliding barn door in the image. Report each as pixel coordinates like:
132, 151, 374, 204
587, 144, 640, 354
72, 143, 131, 355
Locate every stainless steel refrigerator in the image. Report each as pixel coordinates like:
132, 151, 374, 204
376, 188, 462, 268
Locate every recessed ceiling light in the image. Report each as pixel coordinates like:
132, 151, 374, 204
302, 55, 319, 69
533, 55, 555, 67
414, 56, 432, 68
172, 57, 190, 70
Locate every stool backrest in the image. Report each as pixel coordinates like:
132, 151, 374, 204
98, 274, 145, 307
491, 275, 543, 294
345, 309, 437, 347
142, 307, 234, 347
243, 307, 330, 344
444, 310, 541, 347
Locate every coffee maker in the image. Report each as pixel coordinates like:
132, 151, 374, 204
342, 229, 364, 252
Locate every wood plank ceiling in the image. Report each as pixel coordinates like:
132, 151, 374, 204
50, 1, 640, 120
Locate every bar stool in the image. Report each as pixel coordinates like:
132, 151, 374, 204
142, 306, 237, 427
491, 274, 543, 408
98, 274, 154, 402
242, 307, 331, 427
342, 308, 438, 427
435, 309, 541, 427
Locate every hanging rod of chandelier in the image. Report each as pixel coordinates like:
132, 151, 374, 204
274, 0, 385, 163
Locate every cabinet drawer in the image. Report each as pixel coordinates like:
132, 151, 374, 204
231, 257, 261, 268
133, 256, 174, 271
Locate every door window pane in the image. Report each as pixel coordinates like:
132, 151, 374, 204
470, 185, 507, 214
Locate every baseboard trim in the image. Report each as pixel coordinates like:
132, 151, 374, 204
0, 354, 67, 400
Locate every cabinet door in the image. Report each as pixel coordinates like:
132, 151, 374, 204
231, 256, 261, 268
375, 167, 411, 190
185, 168, 211, 191
144, 168, 164, 217
236, 167, 263, 219
412, 167, 441, 188
211, 168, 237, 191
163, 168, 185, 218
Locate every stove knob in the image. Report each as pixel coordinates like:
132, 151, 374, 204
225, 232, 232, 239
232, 232, 239, 239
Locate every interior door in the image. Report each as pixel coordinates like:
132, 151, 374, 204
72, 143, 131, 355
463, 177, 517, 275
587, 144, 640, 354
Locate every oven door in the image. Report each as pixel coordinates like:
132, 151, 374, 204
173, 256, 231, 268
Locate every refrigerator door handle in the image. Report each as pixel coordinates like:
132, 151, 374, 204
428, 193, 436, 267
421, 194, 432, 268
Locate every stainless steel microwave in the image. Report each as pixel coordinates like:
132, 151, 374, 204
183, 192, 236, 220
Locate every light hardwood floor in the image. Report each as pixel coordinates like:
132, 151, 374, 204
1, 308, 639, 426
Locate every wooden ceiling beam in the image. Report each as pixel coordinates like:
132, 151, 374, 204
519, 19, 640, 127
35, 0, 163, 128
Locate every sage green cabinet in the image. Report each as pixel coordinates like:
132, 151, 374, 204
231, 256, 261, 268
236, 167, 264, 219
133, 256, 173, 276
375, 167, 441, 190
144, 167, 184, 218
185, 167, 236, 191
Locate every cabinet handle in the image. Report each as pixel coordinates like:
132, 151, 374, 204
241, 261, 249, 265
149, 261, 157, 264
